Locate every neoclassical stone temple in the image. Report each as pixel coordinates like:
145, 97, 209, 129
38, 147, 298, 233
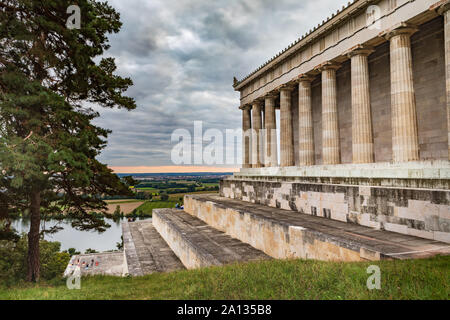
101, 1, 450, 277
221, 0, 450, 245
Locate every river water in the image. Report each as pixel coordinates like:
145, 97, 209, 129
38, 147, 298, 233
11, 218, 150, 253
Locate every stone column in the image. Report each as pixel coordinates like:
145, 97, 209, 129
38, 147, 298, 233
320, 62, 341, 165
348, 45, 375, 164
241, 105, 252, 168
435, 1, 450, 159
264, 94, 278, 167
384, 23, 419, 162
251, 100, 263, 168
279, 85, 295, 167
297, 75, 315, 166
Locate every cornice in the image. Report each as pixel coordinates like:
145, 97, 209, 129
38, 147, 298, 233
233, 0, 380, 90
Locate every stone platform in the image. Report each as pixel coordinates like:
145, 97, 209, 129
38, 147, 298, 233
185, 194, 450, 261
221, 163, 450, 244
65, 190, 450, 278
153, 209, 271, 269
234, 161, 450, 188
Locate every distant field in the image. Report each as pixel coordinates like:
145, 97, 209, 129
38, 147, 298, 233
167, 191, 218, 201
106, 201, 144, 215
169, 190, 218, 197
135, 201, 178, 215
105, 199, 144, 204
134, 187, 158, 191
102, 191, 219, 216
133, 180, 219, 195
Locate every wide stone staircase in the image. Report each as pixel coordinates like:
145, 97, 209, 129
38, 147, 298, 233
121, 194, 450, 276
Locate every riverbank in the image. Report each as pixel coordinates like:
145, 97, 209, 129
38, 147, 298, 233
1, 255, 448, 300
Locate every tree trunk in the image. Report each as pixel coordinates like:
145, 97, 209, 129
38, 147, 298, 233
27, 190, 41, 282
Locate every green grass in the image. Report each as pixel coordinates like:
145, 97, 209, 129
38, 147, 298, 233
168, 191, 218, 199
134, 187, 158, 191
134, 200, 179, 215
202, 183, 219, 187
1, 256, 448, 300
127, 192, 220, 216
105, 199, 144, 205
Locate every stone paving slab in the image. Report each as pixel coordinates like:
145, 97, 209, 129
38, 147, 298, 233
64, 252, 125, 277
122, 220, 184, 276
153, 209, 271, 269
186, 194, 450, 260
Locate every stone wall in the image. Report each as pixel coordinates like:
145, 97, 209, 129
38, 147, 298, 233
369, 41, 392, 163
287, 17, 448, 165
412, 17, 448, 161
220, 176, 450, 244
336, 60, 352, 164
184, 195, 366, 261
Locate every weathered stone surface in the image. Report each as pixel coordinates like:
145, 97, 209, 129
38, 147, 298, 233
321, 63, 341, 165
349, 46, 375, 163
153, 209, 270, 269
264, 95, 278, 167
122, 220, 185, 276
233, 160, 450, 189
298, 76, 315, 166
434, 1, 450, 159
241, 106, 252, 168
252, 101, 263, 168
185, 194, 450, 261
280, 85, 295, 167
220, 175, 450, 243
385, 23, 420, 162
64, 252, 125, 277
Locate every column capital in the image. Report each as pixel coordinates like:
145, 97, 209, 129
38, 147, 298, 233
430, 0, 450, 15
297, 73, 316, 83
345, 44, 375, 58
277, 83, 296, 92
381, 22, 419, 41
252, 98, 264, 106
264, 91, 279, 100
239, 104, 252, 110
315, 61, 341, 72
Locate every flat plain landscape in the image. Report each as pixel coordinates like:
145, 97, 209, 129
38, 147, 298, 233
102, 174, 224, 216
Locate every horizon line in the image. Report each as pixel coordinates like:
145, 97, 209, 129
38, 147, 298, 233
108, 165, 240, 174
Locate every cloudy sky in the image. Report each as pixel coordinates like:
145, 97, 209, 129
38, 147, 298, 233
95, 0, 349, 172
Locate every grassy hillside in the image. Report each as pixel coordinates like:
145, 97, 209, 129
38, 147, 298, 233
1, 256, 448, 300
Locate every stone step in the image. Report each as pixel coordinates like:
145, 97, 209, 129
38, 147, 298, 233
184, 194, 450, 261
122, 220, 185, 276
153, 209, 271, 269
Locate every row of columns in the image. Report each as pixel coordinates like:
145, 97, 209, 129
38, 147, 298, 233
242, 12, 450, 168
243, 10, 450, 168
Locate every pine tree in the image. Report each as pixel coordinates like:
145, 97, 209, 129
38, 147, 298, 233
0, 0, 136, 281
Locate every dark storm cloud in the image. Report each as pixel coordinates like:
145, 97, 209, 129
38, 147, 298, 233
94, 0, 349, 167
